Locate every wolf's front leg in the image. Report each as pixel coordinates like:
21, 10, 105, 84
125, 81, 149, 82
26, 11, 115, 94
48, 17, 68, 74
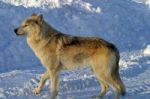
49, 70, 59, 99
33, 71, 49, 94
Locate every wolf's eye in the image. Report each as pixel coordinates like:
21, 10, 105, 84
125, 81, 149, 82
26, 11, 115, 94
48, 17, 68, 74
24, 25, 28, 27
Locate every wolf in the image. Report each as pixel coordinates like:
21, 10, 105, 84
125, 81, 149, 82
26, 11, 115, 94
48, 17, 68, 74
14, 13, 126, 99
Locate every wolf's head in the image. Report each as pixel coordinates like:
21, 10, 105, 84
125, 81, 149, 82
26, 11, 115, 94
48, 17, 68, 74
14, 13, 43, 36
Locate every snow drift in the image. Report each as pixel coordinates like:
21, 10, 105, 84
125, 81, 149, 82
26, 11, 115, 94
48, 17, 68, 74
0, 0, 150, 72
0, 0, 150, 99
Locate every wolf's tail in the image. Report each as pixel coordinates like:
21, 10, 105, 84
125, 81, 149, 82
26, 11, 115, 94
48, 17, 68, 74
112, 71, 126, 96
111, 48, 126, 96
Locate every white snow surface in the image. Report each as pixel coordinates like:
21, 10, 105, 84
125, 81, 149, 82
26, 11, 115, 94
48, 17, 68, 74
0, 0, 150, 99
144, 45, 150, 55
133, 0, 150, 7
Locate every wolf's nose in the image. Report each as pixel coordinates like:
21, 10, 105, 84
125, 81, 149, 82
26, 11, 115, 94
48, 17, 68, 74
14, 29, 18, 33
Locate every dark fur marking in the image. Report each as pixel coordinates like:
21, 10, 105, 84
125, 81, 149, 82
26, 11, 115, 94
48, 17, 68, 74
73, 53, 88, 63
64, 37, 80, 46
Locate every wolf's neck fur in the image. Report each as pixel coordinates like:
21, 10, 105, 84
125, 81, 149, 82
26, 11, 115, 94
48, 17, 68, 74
27, 21, 61, 51
38, 21, 55, 39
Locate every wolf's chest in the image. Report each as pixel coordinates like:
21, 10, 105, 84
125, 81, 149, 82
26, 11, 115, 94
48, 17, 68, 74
27, 38, 47, 59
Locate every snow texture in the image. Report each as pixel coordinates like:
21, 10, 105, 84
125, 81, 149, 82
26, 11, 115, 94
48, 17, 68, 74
0, 0, 150, 99
144, 45, 150, 55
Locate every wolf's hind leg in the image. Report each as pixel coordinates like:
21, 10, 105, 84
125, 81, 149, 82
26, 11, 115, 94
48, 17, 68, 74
33, 71, 49, 94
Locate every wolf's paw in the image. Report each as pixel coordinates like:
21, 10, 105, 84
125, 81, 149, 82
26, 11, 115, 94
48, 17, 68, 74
33, 87, 41, 95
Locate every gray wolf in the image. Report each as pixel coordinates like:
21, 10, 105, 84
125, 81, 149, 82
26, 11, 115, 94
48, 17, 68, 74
14, 13, 126, 99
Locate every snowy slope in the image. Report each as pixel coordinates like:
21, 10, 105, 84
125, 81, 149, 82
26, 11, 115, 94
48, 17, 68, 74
1, 0, 150, 71
134, 0, 150, 7
0, 50, 150, 99
0, 0, 150, 99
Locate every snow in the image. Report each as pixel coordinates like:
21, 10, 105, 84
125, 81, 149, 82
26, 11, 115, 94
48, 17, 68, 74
144, 45, 150, 55
0, 0, 150, 99
133, 0, 150, 7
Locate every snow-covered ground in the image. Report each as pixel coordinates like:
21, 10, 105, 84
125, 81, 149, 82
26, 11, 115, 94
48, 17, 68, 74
0, 0, 150, 99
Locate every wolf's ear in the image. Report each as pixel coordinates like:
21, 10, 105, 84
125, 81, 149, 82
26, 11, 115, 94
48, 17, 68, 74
37, 14, 43, 24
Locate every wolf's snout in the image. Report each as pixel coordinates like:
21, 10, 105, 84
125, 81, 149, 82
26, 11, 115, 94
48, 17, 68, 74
14, 28, 18, 33
14, 28, 19, 35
